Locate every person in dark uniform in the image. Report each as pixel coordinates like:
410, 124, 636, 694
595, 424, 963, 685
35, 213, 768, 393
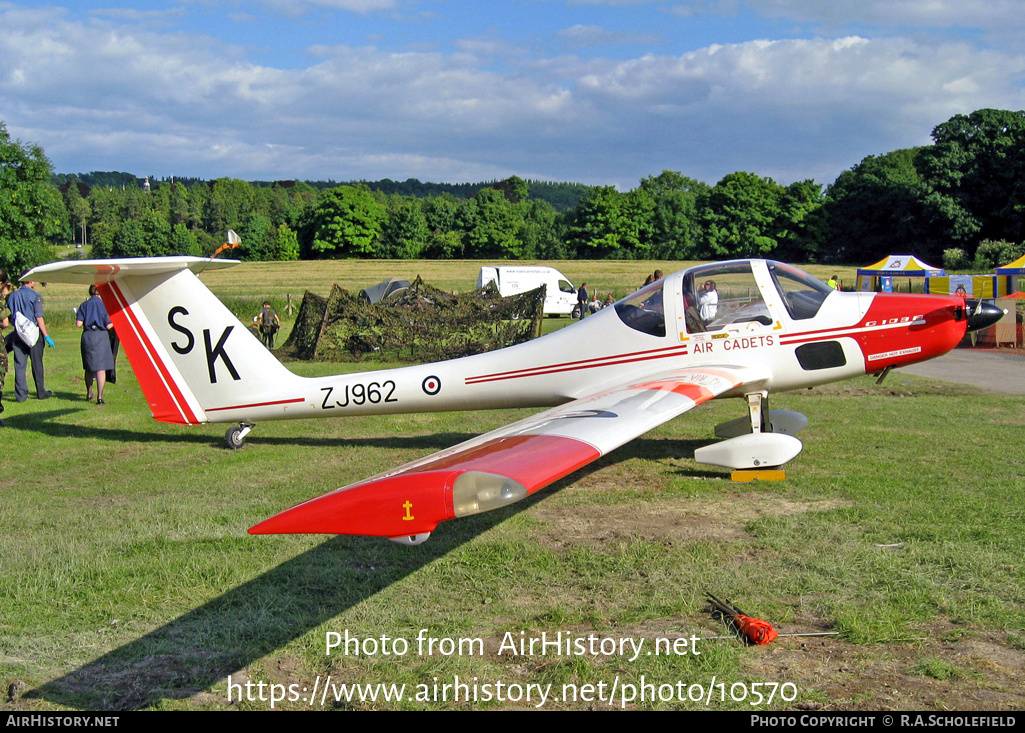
576, 283, 588, 320
6, 279, 53, 401
76, 285, 115, 404
253, 301, 281, 349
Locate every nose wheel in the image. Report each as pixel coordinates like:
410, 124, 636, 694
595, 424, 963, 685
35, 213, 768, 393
225, 422, 255, 450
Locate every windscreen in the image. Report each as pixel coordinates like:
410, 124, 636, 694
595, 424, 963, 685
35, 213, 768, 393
767, 261, 833, 320
614, 280, 666, 337
682, 262, 768, 333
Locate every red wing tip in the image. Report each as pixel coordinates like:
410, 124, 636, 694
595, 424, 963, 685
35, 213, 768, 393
247, 517, 440, 538
247, 515, 320, 535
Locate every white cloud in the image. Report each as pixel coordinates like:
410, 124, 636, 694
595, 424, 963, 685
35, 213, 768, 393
2, 4, 1024, 187
557, 24, 662, 47
90, 7, 187, 24
750, 0, 1025, 30
566, 34, 1025, 181
668, 1, 743, 19
253, 0, 399, 15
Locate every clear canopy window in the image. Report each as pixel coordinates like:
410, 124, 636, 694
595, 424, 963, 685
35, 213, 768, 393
614, 280, 666, 337
682, 262, 768, 333
766, 261, 833, 320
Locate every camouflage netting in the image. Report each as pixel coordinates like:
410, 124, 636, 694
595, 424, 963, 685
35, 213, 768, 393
278, 277, 546, 362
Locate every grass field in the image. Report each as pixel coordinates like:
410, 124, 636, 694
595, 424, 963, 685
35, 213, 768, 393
1, 259, 1022, 711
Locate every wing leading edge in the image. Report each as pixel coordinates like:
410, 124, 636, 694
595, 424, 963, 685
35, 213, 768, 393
249, 364, 767, 542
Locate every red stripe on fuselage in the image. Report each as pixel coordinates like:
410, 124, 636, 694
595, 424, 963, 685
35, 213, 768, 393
206, 397, 306, 412
779, 321, 923, 347
465, 344, 690, 385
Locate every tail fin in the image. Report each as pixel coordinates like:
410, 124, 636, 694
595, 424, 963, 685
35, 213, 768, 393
26, 257, 303, 425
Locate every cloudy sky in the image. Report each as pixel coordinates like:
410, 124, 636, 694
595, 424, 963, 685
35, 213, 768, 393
2, 0, 1024, 188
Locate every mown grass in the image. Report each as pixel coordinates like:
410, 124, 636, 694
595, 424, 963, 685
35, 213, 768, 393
1, 259, 1022, 711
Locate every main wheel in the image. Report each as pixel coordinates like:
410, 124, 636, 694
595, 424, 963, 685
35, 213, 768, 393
225, 424, 246, 450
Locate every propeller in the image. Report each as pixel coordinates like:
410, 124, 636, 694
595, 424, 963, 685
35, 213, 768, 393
964, 299, 1005, 333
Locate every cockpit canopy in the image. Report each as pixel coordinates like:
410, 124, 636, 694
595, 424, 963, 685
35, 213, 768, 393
614, 260, 834, 337
614, 279, 666, 337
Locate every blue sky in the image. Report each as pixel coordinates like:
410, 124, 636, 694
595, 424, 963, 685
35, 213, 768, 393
2, 0, 1024, 188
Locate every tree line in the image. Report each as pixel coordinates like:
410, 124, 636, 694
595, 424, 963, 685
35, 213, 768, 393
3, 108, 1025, 277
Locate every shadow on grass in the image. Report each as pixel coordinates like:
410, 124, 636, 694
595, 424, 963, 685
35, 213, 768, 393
17, 410, 488, 450
7, 409, 221, 445
25, 502, 541, 711
23, 431, 721, 710
20, 411, 729, 465
21, 398, 725, 710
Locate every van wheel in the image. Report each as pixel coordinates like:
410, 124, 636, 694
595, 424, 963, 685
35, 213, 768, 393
571, 305, 581, 319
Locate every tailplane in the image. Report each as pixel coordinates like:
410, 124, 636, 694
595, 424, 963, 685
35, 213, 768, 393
25, 257, 303, 425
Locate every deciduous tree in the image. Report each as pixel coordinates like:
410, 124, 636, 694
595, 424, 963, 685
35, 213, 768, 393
308, 185, 386, 257
917, 108, 1025, 247
0, 122, 67, 274
639, 170, 708, 259
823, 148, 957, 264
698, 172, 784, 258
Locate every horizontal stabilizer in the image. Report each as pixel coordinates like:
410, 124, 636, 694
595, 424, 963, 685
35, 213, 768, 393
23, 257, 239, 285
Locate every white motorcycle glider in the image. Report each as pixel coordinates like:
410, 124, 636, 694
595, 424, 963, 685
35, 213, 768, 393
25, 257, 1002, 544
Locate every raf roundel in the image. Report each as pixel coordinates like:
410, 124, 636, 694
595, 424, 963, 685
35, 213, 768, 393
422, 375, 442, 396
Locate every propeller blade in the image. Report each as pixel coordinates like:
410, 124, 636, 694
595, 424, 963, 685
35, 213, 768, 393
965, 300, 1005, 332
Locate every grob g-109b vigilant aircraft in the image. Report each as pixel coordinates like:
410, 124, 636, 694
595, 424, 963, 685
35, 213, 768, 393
26, 257, 1002, 544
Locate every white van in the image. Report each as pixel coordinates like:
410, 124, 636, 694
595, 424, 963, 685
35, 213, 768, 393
477, 266, 579, 317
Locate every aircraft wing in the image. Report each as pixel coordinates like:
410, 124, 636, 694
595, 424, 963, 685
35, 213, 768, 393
249, 364, 767, 542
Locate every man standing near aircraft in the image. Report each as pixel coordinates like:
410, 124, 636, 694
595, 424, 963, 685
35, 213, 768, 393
253, 301, 281, 349
576, 282, 588, 320
7, 279, 53, 401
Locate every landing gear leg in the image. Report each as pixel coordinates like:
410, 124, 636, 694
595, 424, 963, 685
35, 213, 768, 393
732, 392, 785, 481
747, 391, 769, 434
225, 422, 255, 450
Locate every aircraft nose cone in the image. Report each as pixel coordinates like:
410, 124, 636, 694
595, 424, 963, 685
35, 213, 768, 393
965, 301, 1006, 332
